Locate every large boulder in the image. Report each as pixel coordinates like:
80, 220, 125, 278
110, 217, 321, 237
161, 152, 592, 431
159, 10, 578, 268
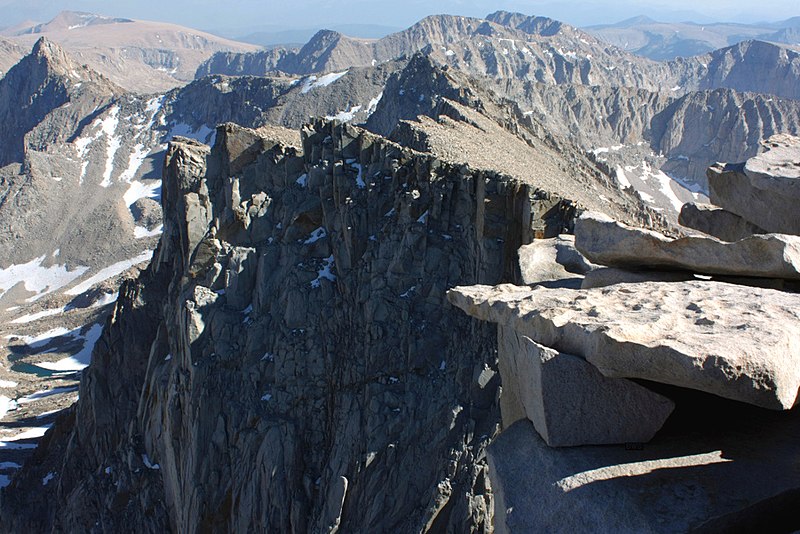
489, 414, 800, 533
744, 134, 800, 199
497, 326, 674, 446
678, 202, 765, 242
448, 282, 800, 410
574, 212, 800, 280
708, 162, 800, 235
517, 234, 596, 287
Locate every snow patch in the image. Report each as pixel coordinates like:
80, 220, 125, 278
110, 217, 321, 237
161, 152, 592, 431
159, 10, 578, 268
303, 227, 327, 245
310, 255, 336, 288
638, 190, 655, 203
615, 166, 632, 189
2, 425, 52, 441
0, 256, 89, 303
123, 180, 161, 208
366, 92, 383, 115
301, 70, 348, 94
10, 307, 65, 324
347, 160, 365, 188
90, 292, 118, 308
36, 323, 104, 372
18, 387, 78, 404
66, 251, 152, 296
168, 123, 216, 145
100, 107, 121, 187
591, 145, 625, 155
325, 104, 362, 122
118, 143, 151, 183
134, 224, 163, 239
0, 396, 13, 420
400, 286, 416, 298
142, 454, 160, 470
6, 327, 72, 348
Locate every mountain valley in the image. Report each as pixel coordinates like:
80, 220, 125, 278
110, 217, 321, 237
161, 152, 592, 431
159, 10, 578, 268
0, 7, 799, 532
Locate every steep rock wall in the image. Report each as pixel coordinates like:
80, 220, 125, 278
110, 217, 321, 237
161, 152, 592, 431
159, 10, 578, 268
2, 120, 577, 532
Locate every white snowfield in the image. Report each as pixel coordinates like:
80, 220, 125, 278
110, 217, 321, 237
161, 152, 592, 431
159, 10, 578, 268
5, 327, 72, 349
10, 307, 65, 325
0, 255, 89, 303
36, 323, 104, 372
123, 180, 161, 208
65, 251, 152, 296
301, 70, 348, 94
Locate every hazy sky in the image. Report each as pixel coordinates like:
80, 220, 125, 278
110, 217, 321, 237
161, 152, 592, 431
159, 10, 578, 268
0, 0, 797, 32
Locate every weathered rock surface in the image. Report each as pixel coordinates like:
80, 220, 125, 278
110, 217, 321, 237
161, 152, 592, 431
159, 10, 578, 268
581, 267, 694, 289
517, 235, 596, 286
489, 412, 800, 533
708, 162, 800, 235
448, 281, 800, 410
743, 134, 800, 198
678, 202, 765, 242
575, 212, 800, 279
497, 326, 674, 446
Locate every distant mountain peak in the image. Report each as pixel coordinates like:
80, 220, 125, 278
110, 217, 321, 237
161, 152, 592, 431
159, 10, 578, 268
12, 11, 133, 36
28, 37, 74, 73
485, 10, 563, 36
616, 15, 658, 27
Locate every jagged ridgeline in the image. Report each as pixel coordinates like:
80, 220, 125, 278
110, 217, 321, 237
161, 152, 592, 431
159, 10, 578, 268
1, 120, 585, 531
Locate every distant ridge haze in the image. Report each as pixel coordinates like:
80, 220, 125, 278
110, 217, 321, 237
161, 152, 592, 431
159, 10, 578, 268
0, 0, 797, 33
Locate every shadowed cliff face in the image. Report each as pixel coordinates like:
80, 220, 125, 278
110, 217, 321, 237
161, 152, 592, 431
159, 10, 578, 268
1, 120, 580, 532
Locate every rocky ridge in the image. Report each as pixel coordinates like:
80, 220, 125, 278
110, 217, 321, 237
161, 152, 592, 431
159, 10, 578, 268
197, 13, 800, 207
448, 135, 800, 531
0, 39, 397, 471
0, 11, 798, 531
198, 11, 800, 101
0, 113, 623, 531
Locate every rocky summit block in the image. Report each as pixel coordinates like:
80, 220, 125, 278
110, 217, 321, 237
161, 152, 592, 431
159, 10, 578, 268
497, 326, 674, 447
678, 202, 765, 242
448, 281, 800, 410
575, 211, 800, 279
744, 134, 800, 199
708, 162, 800, 236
